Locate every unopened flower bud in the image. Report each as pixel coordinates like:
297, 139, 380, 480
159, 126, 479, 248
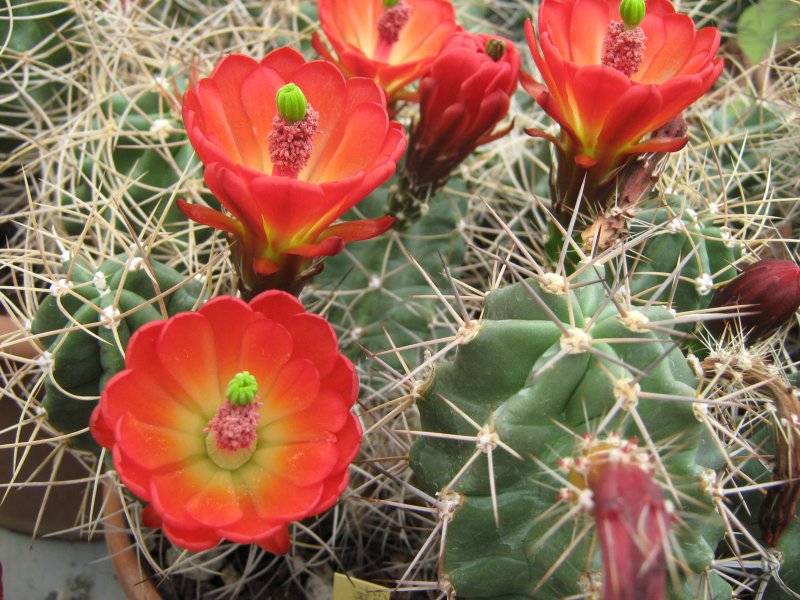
619, 0, 646, 29
275, 83, 307, 124
226, 370, 259, 405
485, 39, 506, 61
709, 259, 800, 341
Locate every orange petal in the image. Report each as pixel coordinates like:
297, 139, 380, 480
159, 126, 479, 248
101, 369, 204, 434
289, 60, 347, 181
259, 358, 320, 425
321, 355, 358, 408
312, 468, 351, 514
257, 526, 291, 555
318, 216, 395, 244
249, 290, 305, 325
162, 520, 222, 552
253, 438, 340, 487
112, 443, 151, 500
285, 313, 340, 377
184, 469, 244, 528
116, 413, 205, 471
238, 461, 323, 520
198, 296, 261, 389
240, 65, 286, 173
237, 318, 294, 394
204, 54, 263, 169
568, 0, 609, 66
157, 312, 221, 416
219, 500, 287, 545
318, 102, 389, 182
150, 459, 218, 528
260, 47, 306, 80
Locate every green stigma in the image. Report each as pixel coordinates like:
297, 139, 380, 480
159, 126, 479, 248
383, 0, 400, 7
226, 371, 259, 405
485, 39, 506, 61
619, 0, 646, 28
275, 83, 308, 124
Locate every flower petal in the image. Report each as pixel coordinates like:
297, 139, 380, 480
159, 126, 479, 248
115, 413, 205, 471
157, 312, 221, 415
184, 469, 244, 528
259, 358, 320, 425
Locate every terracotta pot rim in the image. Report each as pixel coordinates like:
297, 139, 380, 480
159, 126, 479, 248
102, 482, 164, 600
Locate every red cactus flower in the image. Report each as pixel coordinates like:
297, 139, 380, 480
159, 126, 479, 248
90, 292, 361, 553
179, 48, 406, 296
393, 32, 520, 220
312, 0, 461, 103
709, 259, 800, 341
522, 0, 723, 220
592, 461, 669, 600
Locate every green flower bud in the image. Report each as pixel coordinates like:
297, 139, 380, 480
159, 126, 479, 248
226, 371, 259, 405
275, 83, 307, 124
383, 0, 400, 7
485, 39, 506, 61
619, 0, 646, 29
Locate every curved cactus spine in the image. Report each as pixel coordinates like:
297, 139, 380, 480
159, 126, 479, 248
31, 253, 203, 450
409, 262, 730, 598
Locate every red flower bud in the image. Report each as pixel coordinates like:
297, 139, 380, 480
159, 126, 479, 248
400, 32, 519, 201
709, 259, 800, 341
592, 461, 669, 600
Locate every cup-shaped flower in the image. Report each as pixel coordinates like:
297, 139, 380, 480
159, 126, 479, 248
90, 292, 361, 553
312, 0, 460, 103
393, 32, 520, 222
709, 259, 800, 341
178, 48, 406, 296
522, 0, 723, 220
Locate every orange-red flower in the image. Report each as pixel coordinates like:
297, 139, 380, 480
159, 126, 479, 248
312, 0, 460, 103
522, 0, 723, 219
90, 292, 361, 553
179, 48, 406, 296
397, 32, 519, 217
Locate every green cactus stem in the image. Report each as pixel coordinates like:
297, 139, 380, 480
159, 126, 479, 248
410, 263, 729, 598
31, 253, 202, 450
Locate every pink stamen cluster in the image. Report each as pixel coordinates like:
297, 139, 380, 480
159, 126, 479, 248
205, 399, 263, 451
601, 21, 646, 78
267, 105, 320, 176
377, 2, 412, 45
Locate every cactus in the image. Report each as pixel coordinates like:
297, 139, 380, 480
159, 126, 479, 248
310, 185, 467, 365
623, 196, 741, 315
0, 1, 81, 159
31, 252, 202, 450
61, 83, 218, 240
409, 263, 730, 598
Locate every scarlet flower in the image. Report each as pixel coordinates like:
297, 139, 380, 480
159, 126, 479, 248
312, 0, 461, 102
394, 32, 520, 221
179, 48, 406, 296
90, 292, 361, 553
709, 259, 800, 341
522, 0, 723, 220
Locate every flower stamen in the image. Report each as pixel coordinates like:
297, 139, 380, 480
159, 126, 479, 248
268, 84, 320, 178
601, 21, 646, 78
205, 371, 263, 468
377, 1, 412, 47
